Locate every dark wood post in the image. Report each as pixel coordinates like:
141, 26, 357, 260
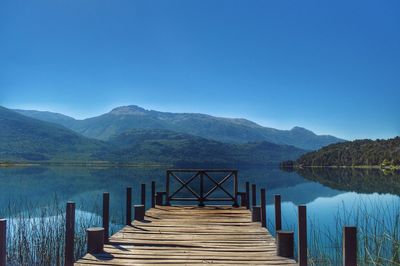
126, 187, 132, 225
277, 231, 294, 258
298, 205, 307, 266
274, 195, 282, 232
238, 192, 246, 207
87, 227, 104, 254
141, 183, 146, 209
0, 219, 6, 266
156, 192, 163, 206
245, 182, 250, 209
65, 201, 75, 266
102, 192, 109, 244
199, 171, 205, 207
251, 184, 256, 208
343, 227, 357, 266
233, 170, 239, 207
166, 171, 171, 206
252, 206, 261, 222
151, 181, 156, 208
260, 188, 266, 228
134, 204, 145, 221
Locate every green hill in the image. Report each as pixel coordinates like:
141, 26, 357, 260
1, 107, 306, 166
14, 105, 344, 150
288, 137, 400, 168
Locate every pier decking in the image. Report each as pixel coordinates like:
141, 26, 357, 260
75, 205, 297, 265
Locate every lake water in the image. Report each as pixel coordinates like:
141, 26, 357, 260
0, 166, 399, 263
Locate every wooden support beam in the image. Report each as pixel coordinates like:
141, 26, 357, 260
126, 187, 132, 225
343, 226, 357, 266
274, 195, 282, 232
65, 202, 75, 266
87, 227, 104, 254
298, 205, 307, 266
251, 184, 257, 208
252, 206, 261, 222
151, 181, 156, 208
134, 204, 145, 221
141, 183, 146, 209
260, 188, 266, 228
245, 182, 250, 209
102, 192, 110, 244
277, 231, 294, 259
0, 219, 6, 266
156, 192, 163, 206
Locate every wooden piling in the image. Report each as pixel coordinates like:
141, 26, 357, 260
102, 192, 110, 244
0, 219, 6, 266
156, 192, 163, 206
252, 184, 257, 208
134, 204, 145, 221
151, 181, 156, 208
87, 227, 104, 254
276, 231, 294, 259
126, 187, 132, 225
261, 188, 266, 228
239, 192, 247, 207
141, 183, 146, 209
274, 195, 282, 232
298, 205, 307, 266
343, 226, 357, 266
245, 182, 250, 209
252, 206, 261, 222
65, 201, 75, 266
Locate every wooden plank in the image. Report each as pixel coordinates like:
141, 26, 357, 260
75, 206, 297, 265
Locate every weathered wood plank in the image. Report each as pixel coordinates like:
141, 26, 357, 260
75, 206, 296, 265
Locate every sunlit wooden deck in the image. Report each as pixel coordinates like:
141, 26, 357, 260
75, 205, 297, 265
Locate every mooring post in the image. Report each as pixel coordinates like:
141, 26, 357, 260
276, 231, 294, 259
102, 192, 110, 244
126, 187, 132, 225
252, 206, 261, 222
134, 204, 145, 221
141, 183, 146, 209
87, 227, 104, 254
274, 195, 282, 232
166, 171, 171, 206
151, 181, 156, 208
156, 192, 163, 206
298, 205, 307, 266
260, 188, 266, 228
0, 219, 6, 266
343, 226, 357, 266
233, 170, 239, 207
65, 201, 75, 266
251, 184, 257, 208
245, 182, 250, 209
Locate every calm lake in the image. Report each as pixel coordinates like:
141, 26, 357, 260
1, 166, 399, 262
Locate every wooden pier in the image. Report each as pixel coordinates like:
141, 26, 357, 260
75, 205, 297, 265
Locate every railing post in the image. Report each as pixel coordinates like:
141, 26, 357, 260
277, 231, 294, 259
275, 195, 282, 232
65, 201, 75, 266
298, 205, 307, 266
126, 187, 132, 225
245, 182, 250, 209
141, 183, 146, 209
199, 171, 205, 207
156, 192, 163, 206
87, 227, 104, 254
0, 219, 6, 266
151, 181, 156, 208
166, 171, 171, 206
343, 227, 357, 266
251, 184, 257, 208
252, 206, 261, 222
233, 170, 239, 207
102, 192, 109, 244
134, 204, 145, 221
260, 188, 266, 228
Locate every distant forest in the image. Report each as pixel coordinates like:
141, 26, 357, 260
282, 137, 400, 168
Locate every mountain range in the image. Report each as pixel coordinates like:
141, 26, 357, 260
1, 106, 312, 166
15, 105, 344, 150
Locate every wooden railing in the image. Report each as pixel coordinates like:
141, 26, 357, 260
165, 169, 239, 207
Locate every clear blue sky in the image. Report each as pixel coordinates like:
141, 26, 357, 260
1, 0, 399, 140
